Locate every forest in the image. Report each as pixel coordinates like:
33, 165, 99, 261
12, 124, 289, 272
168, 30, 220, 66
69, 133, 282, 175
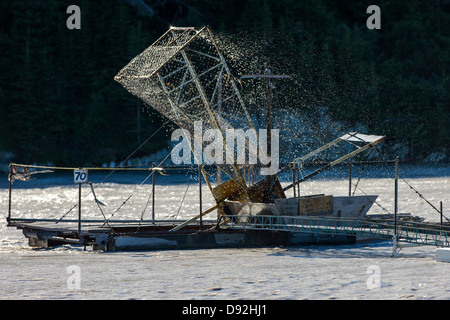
0, 0, 449, 168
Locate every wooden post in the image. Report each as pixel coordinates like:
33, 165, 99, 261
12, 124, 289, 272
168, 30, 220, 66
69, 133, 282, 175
152, 163, 156, 223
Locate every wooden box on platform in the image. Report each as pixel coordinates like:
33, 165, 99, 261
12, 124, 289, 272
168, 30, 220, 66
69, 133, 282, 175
299, 195, 333, 215
275, 195, 333, 216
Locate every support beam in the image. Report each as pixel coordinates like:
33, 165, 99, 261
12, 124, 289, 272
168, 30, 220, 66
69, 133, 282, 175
169, 204, 219, 232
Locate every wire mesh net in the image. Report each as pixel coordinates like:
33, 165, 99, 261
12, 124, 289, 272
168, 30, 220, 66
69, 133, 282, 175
115, 26, 263, 195
115, 27, 253, 133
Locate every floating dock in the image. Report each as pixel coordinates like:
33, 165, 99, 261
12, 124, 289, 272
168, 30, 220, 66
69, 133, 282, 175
7, 214, 450, 252
7, 217, 357, 251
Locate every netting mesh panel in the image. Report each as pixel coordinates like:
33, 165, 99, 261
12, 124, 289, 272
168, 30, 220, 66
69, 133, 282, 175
115, 27, 259, 187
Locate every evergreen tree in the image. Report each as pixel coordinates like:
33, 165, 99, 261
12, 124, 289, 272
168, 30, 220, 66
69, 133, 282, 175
0, 0, 449, 165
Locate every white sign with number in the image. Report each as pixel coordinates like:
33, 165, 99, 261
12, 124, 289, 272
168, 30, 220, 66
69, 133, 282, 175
74, 169, 88, 183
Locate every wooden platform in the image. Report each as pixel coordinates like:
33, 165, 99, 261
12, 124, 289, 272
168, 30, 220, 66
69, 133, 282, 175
8, 218, 218, 249
7, 217, 356, 251
9, 218, 215, 233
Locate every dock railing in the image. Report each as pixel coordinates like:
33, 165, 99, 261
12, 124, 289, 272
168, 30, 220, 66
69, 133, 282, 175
220, 215, 450, 247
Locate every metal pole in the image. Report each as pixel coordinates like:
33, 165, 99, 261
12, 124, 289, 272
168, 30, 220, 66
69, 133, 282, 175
349, 162, 352, 196
265, 69, 273, 199
199, 165, 203, 230
152, 163, 156, 223
394, 157, 399, 236
441, 201, 443, 227
393, 157, 400, 256
243, 166, 247, 184
217, 72, 222, 220
7, 164, 12, 223
78, 182, 82, 235
292, 169, 296, 198
266, 69, 272, 157
217, 166, 222, 221
392, 234, 398, 257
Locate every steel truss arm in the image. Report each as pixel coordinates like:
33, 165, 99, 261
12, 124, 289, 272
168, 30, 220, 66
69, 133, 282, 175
282, 133, 385, 192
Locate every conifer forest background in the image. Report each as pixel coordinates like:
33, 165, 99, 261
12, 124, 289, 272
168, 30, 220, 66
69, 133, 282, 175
0, 0, 449, 168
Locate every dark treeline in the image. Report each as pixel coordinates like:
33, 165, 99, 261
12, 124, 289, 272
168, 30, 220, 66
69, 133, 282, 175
0, 0, 449, 166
